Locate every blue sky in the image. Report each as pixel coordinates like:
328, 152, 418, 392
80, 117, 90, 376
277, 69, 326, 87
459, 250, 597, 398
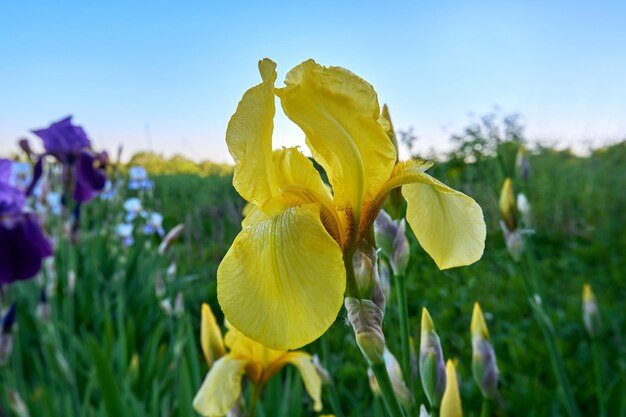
1, 1, 625, 162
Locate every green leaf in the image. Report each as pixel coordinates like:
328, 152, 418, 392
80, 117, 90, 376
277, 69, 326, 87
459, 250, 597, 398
88, 337, 128, 417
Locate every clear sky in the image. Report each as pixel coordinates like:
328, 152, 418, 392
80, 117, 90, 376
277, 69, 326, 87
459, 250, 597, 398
1, 1, 625, 162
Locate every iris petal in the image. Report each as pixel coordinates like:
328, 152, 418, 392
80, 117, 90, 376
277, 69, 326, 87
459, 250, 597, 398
226, 59, 277, 206
382, 160, 485, 269
200, 303, 225, 367
218, 203, 346, 350
276, 352, 323, 412
192, 355, 247, 417
278, 60, 396, 229
402, 173, 485, 270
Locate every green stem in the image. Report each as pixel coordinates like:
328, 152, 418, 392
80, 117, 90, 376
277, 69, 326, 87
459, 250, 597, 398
479, 398, 492, 417
519, 269, 581, 417
430, 407, 439, 417
394, 272, 412, 392
246, 383, 262, 417
591, 338, 606, 417
370, 361, 406, 417
344, 251, 359, 298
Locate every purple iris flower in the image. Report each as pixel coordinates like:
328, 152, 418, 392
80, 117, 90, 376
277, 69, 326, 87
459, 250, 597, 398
0, 160, 53, 285
31, 116, 106, 203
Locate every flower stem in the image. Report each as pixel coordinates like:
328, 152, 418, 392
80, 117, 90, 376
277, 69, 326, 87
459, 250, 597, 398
394, 272, 412, 391
479, 398, 492, 417
370, 361, 406, 417
591, 338, 606, 417
246, 383, 262, 417
518, 260, 581, 417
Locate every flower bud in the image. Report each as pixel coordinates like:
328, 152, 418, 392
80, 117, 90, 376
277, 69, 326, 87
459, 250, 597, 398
419, 308, 446, 408
440, 360, 462, 417
67, 270, 76, 294
353, 241, 386, 310
582, 284, 601, 338
159, 224, 185, 254
516, 193, 531, 226
174, 291, 185, 317
499, 220, 525, 261
499, 178, 517, 231
471, 303, 499, 400
374, 211, 410, 276
345, 297, 385, 365
367, 348, 414, 408
378, 258, 391, 300
155, 273, 166, 299
8, 390, 30, 417
515, 145, 530, 182
200, 303, 225, 368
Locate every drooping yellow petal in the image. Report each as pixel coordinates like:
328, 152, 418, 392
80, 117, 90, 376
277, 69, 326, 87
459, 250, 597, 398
440, 360, 463, 417
268, 352, 323, 412
226, 58, 277, 206
277, 60, 396, 231
384, 160, 485, 269
200, 303, 225, 367
192, 355, 248, 417
217, 203, 346, 350
470, 303, 490, 339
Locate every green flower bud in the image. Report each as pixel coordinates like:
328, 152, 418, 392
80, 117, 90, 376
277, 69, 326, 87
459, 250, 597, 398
582, 284, 601, 338
471, 303, 500, 400
419, 308, 446, 407
346, 297, 385, 365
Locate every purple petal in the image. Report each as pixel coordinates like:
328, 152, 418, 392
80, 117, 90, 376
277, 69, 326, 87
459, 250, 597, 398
32, 116, 91, 160
0, 213, 53, 284
73, 151, 106, 203
0, 183, 26, 215
0, 159, 11, 183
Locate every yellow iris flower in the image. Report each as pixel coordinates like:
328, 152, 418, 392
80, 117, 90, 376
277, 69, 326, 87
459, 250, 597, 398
193, 304, 322, 416
218, 58, 486, 350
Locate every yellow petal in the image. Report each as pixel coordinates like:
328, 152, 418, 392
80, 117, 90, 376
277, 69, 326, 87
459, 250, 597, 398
192, 355, 247, 417
470, 302, 490, 339
218, 203, 346, 350
388, 161, 485, 269
269, 352, 323, 412
277, 60, 396, 228
440, 360, 463, 417
200, 303, 225, 367
226, 58, 277, 206
224, 326, 286, 381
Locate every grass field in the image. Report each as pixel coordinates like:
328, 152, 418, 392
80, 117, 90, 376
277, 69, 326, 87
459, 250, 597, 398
1, 138, 625, 417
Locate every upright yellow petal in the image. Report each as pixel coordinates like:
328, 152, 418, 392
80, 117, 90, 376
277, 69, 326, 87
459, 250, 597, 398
440, 360, 463, 417
385, 161, 485, 269
193, 355, 248, 417
226, 58, 277, 206
266, 351, 323, 412
218, 203, 346, 350
278, 60, 396, 231
200, 303, 225, 368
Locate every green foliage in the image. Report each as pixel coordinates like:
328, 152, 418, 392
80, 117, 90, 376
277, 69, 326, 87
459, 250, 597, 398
126, 151, 232, 176
1, 130, 625, 416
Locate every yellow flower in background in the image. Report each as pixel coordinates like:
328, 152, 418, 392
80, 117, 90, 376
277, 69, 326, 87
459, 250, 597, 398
218, 58, 486, 350
499, 178, 516, 231
193, 304, 322, 417
440, 360, 463, 417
